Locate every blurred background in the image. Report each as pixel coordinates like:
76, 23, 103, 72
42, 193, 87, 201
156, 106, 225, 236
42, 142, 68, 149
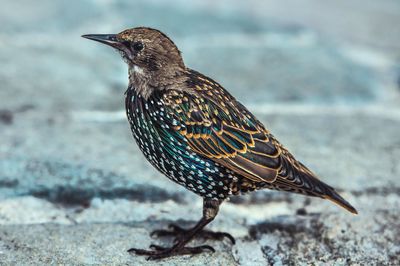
0, 0, 399, 265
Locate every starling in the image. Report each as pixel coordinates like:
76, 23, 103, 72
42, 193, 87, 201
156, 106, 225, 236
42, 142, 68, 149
82, 27, 357, 260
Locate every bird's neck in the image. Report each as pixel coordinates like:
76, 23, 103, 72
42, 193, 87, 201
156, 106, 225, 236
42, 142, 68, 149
128, 65, 187, 100
128, 65, 153, 99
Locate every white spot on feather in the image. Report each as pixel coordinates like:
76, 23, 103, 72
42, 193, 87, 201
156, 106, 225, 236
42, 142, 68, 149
133, 65, 144, 75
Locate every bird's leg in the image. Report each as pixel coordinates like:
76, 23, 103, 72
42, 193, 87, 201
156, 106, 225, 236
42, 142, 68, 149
151, 223, 235, 244
128, 199, 225, 260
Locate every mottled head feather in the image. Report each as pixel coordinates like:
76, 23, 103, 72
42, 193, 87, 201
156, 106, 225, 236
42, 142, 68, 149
116, 27, 187, 98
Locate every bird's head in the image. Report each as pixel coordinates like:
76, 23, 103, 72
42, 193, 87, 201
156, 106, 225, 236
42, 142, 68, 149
82, 27, 185, 78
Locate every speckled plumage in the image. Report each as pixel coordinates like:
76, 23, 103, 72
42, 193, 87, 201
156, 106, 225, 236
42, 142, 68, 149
83, 27, 357, 260
125, 84, 233, 200
126, 68, 355, 209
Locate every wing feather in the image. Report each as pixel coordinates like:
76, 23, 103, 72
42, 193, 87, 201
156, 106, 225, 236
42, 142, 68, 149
163, 84, 282, 183
160, 69, 357, 213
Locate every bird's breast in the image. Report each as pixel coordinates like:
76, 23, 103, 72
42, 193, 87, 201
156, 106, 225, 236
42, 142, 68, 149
124, 88, 234, 200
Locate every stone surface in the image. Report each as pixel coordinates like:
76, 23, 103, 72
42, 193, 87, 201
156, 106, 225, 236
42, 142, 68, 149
0, 0, 399, 265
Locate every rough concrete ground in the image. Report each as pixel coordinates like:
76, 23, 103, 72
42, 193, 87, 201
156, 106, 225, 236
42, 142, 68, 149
0, 0, 399, 265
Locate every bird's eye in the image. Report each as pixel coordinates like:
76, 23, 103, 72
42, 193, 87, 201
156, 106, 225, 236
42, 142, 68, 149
132, 41, 144, 51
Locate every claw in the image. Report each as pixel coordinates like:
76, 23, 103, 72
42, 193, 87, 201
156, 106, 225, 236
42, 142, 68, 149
128, 245, 215, 260
199, 245, 215, 252
127, 248, 153, 255
128, 204, 229, 260
214, 232, 236, 244
150, 223, 236, 245
149, 244, 165, 251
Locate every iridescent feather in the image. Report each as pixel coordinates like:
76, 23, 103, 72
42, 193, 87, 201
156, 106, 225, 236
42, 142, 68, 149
160, 69, 357, 214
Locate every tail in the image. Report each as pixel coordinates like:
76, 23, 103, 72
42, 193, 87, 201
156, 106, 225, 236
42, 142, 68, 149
294, 161, 358, 214
286, 161, 358, 214
269, 154, 358, 214
323, 188, 358, 214
302, 172, 358, 214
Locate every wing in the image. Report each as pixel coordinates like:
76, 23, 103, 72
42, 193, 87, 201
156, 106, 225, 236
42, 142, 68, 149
162, 74, 282, 184
161, 70, 357, 214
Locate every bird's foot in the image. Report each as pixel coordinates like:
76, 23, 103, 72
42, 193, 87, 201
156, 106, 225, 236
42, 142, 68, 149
150, 223, 235, 244
128, 244, 214, 260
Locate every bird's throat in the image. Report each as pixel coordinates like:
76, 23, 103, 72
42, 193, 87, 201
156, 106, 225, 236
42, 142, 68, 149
128, 65, 154, 100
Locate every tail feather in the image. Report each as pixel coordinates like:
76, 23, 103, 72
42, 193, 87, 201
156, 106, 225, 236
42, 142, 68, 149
323, 188, 358, 214
287, 166, 358, 214
304, 173, 358, 214
260, 154, 358, 214
294, 162, 358, 214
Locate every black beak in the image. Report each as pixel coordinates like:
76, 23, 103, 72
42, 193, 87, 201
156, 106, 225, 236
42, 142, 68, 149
82, 34, 125, 50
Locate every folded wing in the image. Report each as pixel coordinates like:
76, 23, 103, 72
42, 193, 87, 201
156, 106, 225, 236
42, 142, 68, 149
162, 71, 357, 214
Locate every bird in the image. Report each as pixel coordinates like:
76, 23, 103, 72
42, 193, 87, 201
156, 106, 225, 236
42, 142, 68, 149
82, 27, 357, 260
